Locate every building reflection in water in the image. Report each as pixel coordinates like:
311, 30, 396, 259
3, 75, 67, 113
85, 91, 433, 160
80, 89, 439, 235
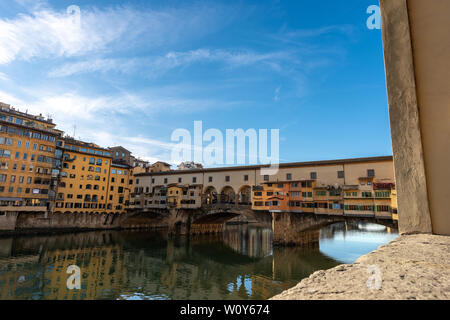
0, 222, 396, 300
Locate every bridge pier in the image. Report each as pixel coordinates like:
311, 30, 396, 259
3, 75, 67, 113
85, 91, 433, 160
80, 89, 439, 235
0, 212, 19, 231
272, 212, 338, 246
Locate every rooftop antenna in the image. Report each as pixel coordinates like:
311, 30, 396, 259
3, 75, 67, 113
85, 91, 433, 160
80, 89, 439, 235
72, 124, 76, 139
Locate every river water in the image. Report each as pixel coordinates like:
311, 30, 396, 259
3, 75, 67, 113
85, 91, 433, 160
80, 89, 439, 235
0, 222, 398, 300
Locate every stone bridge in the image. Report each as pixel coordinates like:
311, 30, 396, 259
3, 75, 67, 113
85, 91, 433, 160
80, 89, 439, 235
162, 203, 397, 245
271, 211, 397, 246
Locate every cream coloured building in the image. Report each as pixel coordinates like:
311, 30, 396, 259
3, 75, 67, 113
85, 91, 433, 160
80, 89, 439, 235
131, 156, 395, 214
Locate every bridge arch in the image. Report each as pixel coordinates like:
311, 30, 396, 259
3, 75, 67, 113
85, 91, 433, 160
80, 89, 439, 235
203, 186, 218, 205
220, 186, 236, 204
237, 185, 252, 205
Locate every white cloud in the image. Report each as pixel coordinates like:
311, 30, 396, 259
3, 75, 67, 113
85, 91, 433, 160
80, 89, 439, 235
276, 25, 355, 40
274, 85, 281, 101
0, 72, 9, 81
0, 3, 232, 65
48, 48, 292, 78
0, 87, 241, 163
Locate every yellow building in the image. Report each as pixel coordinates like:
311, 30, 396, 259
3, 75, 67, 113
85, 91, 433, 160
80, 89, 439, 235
55, 138, 113, 213
313, 185, 343, 215
167, 184, 182, 208
149, 161, 171, 173
107, 162, 133, 213
0, 103, 62, 213
299, 180, 316, 213
162, 184, 203, 209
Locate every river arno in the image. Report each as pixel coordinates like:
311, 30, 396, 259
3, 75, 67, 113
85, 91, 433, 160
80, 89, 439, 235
0, 222, 398, 300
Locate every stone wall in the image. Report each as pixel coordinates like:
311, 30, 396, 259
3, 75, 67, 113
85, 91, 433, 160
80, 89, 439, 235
272, 212, 342, 246
0, 212, 19, 231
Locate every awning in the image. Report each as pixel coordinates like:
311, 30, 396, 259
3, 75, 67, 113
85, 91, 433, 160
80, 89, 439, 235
0, 197, 23, 201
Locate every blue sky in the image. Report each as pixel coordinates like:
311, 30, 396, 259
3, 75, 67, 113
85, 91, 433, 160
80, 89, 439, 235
0, 0, 390, 166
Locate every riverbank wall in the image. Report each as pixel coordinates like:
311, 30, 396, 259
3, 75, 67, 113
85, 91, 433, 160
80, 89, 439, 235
0, 211, 169, 236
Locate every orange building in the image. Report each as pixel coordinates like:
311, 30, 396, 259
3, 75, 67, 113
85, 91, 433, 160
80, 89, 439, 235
107, 162, 133, 213
0, 103, 62, 213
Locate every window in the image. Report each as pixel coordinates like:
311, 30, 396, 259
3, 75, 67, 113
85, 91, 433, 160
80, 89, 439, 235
208, 176, 213, 182
89, 158, 95, 164
193, 177, 197, 183
375, 191, 390, 198
244, 175, 248, 181
225, 176, 230, 182
286, 173, 292, 180
376, 205, 390, 212
0, 174, 6, 182
263, 175, 269, 181
338, 171, 345, 179
178, 177, 182, 183
164, 178, 168, 184
367, 169, 375, 177
310, 172, 317, 180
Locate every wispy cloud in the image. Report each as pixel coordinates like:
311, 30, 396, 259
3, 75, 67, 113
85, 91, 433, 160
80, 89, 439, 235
0, 72, 9, 81
0, 3, 233, 65
48, 48, 293, 78
271, 25, 355, 47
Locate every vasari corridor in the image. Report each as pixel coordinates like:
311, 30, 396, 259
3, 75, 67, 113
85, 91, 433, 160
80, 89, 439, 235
0, 0, 448, 311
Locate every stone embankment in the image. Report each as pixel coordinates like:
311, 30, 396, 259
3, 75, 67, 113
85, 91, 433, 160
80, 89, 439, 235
271, 234, 450, 300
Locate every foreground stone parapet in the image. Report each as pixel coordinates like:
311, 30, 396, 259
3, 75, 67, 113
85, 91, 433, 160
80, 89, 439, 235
271, 234, 450, 300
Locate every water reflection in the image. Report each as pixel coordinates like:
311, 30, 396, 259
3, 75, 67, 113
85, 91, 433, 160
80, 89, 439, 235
319, 222, 399, 264
0, 222, 397, 300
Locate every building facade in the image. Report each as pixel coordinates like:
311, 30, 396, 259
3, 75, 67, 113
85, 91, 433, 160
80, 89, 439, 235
0, 103, 62, 213
132, 156, 398, 219
54, 138, 133, 214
